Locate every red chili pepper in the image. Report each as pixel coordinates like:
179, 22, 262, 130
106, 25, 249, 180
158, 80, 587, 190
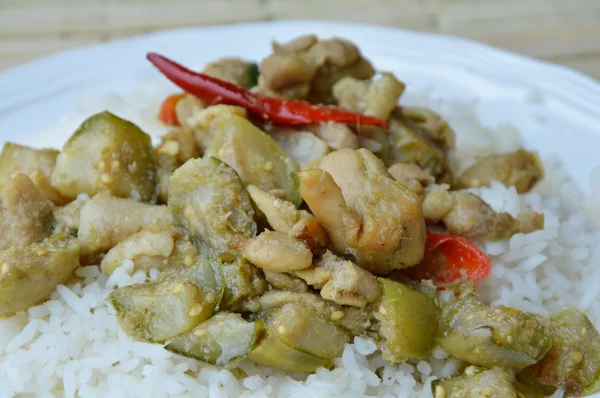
158, 93, 185, 126
404, 230, 491, 285
147, 52, 390, 129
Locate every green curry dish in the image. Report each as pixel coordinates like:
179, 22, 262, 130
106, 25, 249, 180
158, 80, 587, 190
432, 368, 518, 398
247, 303, 349, 372
0, 232, 80, 316
51, 111, 157, 202
439, 293, 552, 369
375, 278, 439, 362
205, 113, 302, 207
168, 157, 257, 260
166, 312, 263, 366
518, 307, 600, 397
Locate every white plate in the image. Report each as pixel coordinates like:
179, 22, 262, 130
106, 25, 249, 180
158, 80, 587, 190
1, 20, 600, 193
1, 21, 600, 395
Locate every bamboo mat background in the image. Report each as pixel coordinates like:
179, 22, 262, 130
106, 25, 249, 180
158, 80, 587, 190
1, 0, 599, 80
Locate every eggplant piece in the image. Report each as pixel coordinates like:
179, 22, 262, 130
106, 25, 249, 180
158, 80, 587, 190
168, 157, 256, 260
0, 232, 79, 316
456, 149, 543, 193
439, 293, 552, 369
0, 174, 54, 251
109, 259, 222, 343
218, 257, 266, 311
247, 303, 349, 372
204, 113, 301, 206
51, 111, 157, 202
375, 278, 439, 362
167, 312, 262, 366
518, 307, 600, 397
432, 368, 518, 398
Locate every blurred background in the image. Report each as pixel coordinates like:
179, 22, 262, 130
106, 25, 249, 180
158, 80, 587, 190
1, 0, 599, 80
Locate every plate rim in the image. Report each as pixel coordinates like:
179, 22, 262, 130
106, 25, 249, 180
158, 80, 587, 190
1, 19, 599, 87
1, 20, 599, 126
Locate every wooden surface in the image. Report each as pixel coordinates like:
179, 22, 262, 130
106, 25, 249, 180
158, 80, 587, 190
1, 0, 600, 80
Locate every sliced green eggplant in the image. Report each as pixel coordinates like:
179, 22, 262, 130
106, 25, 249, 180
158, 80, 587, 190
167, 312, 262, 366
218, 257, 266, 311
109, 277, 215, 343
375, 278, 439, 362
248, 303, 348, 372
168, 157, 256, 260
205, 113, 301, 206
51, 111, 157, 202
518, 307, 600, 397
0, 232, 79, 316
439, 293, 552, 369
432, 368, 517, 398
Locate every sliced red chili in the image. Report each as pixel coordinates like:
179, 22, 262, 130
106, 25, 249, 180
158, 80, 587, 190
147, 52, 389, 129
404, 230, 491, 285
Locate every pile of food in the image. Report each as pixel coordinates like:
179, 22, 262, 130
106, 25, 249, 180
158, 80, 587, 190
0, 34, 598, 397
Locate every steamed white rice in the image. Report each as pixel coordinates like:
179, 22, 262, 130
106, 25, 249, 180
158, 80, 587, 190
1, 87, 599, 398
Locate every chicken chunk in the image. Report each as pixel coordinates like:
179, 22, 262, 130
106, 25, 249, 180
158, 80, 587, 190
401, 107, 456, 151
175, 94, 207, 132
0, 143, 68, 205
333, 72, 405, 120
263, 270, 309, 293
259, 53, 319, 92
387, 162, 434, 196
158, 128, 201, 165
422, 184, 544, 240
246, 185, 328, 253
257, 36, 375, 104
307, 122, 359, 151
387, 107, 456, 180
273, 35, 318, 54
299, 149, 426, 274
202, 57, 259, 88
295, 250, 381, 308
456, 149, 544, 193
0, 174, 54, 251
243, 230, 313, 273
270, 129, 330, 168
53, 195, 86, 232
78, 195, 173, 258
100, 227, 177, 275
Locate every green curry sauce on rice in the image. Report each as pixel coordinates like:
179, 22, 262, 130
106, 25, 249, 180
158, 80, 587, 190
0, 34, 599, 397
